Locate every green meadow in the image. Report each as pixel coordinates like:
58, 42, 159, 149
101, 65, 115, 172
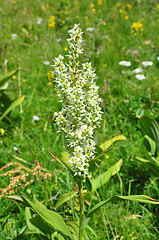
0, 0, 159, 239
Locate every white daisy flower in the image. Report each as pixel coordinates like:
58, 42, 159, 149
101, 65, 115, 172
12, 33, 17, 39
33, 116, 40, 122
44, 61, 50, 65
37, 18, 43, 25
135, 74, 145, 80
142, 61, 153, 67
119, 61, 131, 67
132, 68, 143, 74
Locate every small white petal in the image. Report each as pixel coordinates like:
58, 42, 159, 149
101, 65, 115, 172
44, 61, 50, 65
33, 116, 40, 121
142, 61, 153, 67
12, 33, 17, 39
135, 74, 145, 80
132, 68, 143, 74
119, 61, 131, 67
37, 18, 43, 25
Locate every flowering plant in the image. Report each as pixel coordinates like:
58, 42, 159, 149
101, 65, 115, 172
7, 24, 159, 240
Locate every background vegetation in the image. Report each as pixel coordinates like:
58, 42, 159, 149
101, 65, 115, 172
0, 0, 159, 239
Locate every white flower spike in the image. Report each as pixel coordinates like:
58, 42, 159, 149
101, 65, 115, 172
53, 24, 102, 177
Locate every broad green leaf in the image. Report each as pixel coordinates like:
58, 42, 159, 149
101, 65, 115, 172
0, 95, 25, 121
67, 222, 79, 240
0, 82, 9, 91
0, 92, 11, 108
139, 115, 159, 142
134, 156, 159, 175
25, 207, 47, 236
30, 215, 53, 236
47, 149, 81, 186
99, 135, 126, 151
92, 159, 123, 191
6, 195, 24, 203
19, 196, 73, 239
81, 194, 159, 232
90, 147, 114, 161
143, 135, 157, 157
55, 191, 77, 209
0, 69, 18, 88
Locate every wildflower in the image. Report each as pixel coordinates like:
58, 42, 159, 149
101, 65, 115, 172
126, 4, 132, 9
37, 18, 43, 25
47, 82, 53, 86
64, 47, 68, 51
48, 16, 55, 29
132, 68, 143, 74
119, 61, 131, 67
12, 33, 17, 39
125, 15, 129, 19
0, 129, 4, 136
53, 24, 102, 177
142, 61, 153, 67
44, 61, 50, 65
135, 74, 145, 80
47, 70, 54, 81
33, 116, 40, 122
56, 38, 62, 42
131, 22, 143, 33
13, 147, 19, 153
157, 57, 159, 61
86, 27, 95, 32
12, 75, 16, 79
97, 0, 103, 6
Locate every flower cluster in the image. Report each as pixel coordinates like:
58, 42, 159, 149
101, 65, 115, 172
53, 24, 102, 177
131, 22, 143, 34
0, 161, 52, 199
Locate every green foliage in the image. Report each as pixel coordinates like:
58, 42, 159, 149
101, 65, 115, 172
135, 115, 159, 175
0, 70, 25, 125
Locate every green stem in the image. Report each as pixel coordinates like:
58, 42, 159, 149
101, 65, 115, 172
79, 180, 84, 240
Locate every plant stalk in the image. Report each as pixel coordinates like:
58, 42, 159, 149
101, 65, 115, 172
79, 180, 84, 240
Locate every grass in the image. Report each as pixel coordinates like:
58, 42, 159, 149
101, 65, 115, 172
0, 0, 159, 239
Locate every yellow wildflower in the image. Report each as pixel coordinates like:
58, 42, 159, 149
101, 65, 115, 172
126, 4, 132, 9
0, 128, 5, 136
42, 5, 46, 12
47, 82, 53, 86
90, 4, 94, 8
131, 22, 143, 33
12, 75, 16, 79
103, 22, 106, 26
48, 16, 55, 29
64, 47, 68, 51
97, 0, 103, 6
119, 9, 123, 13
92, 8, 96, 13
13, 0, 16, 4
125, 15, 129, 20
47, 70, 54, 81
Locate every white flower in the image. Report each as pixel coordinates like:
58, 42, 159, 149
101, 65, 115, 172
142, 61, 153, 66
33, 116, 40, 122
12, 33, 17, 39
132, 68, 143, 74
119, 61, 131, 67
56, 39, 62, 42
157, 57, 159, 61
135, 74, 145, 80
86, 27, 95, 32
44, 61, 50, 65
37, 18, 43, 25
53, 24, 102, 177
